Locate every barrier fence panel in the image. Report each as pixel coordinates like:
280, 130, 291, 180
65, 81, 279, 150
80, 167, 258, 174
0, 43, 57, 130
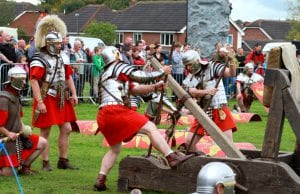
0, 63, 266, 105
70, 63, 96, 104
0, 62, 96, 105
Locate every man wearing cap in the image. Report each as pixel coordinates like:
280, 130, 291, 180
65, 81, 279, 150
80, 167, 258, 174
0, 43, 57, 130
211, 46, 238, 99
236, 62, 264, 112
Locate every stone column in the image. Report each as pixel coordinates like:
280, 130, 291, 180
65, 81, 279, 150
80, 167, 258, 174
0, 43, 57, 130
187, 0, 231, 58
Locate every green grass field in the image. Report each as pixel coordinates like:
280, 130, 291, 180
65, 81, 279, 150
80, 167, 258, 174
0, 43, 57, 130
0, 99, 296, 194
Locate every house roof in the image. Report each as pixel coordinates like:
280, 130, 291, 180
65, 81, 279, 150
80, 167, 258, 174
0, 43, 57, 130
242, 39, 288, 52
230, 18, 244, 36
10, 1, 243, 37
15, 3, 39, 18
62, 1, 187, 33
244, 20, 292, 40
10, 11, 41, 37
60, 4, 117, 34
113, 1, 187, 32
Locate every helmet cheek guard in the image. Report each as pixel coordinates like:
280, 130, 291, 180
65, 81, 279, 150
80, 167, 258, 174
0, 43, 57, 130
182, 50, 203, 74
46, 31, 62, 56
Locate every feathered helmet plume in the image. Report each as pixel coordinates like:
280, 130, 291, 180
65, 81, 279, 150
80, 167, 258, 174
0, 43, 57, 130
35, 15, 67, 51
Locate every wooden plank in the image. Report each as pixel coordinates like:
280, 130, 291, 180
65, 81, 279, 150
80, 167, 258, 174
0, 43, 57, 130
261, 86, 284, 159
283, 88, 300, 139
263, 47, 283, 107
149, 57, 245, 159
261, 71, 286, 159
118, 155, 300, 194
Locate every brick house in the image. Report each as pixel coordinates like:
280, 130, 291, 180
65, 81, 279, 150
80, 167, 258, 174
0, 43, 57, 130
242, 20, 292, 51
10, 11, 44, 40
9, 1, 245, 52
62, 1, 244, 51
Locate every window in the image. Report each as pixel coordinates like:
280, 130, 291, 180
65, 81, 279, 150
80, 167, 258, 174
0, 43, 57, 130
161, 33, 173, 46
133, 32, 142, 43
227, 34, 233, 45
116, 32, 124, 44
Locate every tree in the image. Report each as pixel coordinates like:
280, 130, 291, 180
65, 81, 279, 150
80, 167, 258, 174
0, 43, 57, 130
0, 1, 15, 26
17, 27, 27, 40
104, 0, 129, 10
287, 0, 300, 40
84, 21, 117, 45
40, 0, 63, 13
60, 0, 85, 14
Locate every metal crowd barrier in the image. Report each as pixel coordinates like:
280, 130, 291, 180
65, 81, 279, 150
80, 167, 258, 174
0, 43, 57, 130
0, 63, 266, 105
69, 63, 96, 104
0, 62, 97, 105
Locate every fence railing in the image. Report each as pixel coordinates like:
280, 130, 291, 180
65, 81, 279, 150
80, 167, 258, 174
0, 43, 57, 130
0, 62, 97, 104
0, 62, 266, 105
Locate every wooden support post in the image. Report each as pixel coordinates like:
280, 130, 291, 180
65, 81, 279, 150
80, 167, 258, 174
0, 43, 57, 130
261, 84, 284, 159
283, 88, 300, 139
262, 69, 300, 159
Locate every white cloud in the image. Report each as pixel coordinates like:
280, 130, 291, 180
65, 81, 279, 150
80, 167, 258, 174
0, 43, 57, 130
229, 0, 288, 21
13, 0, 41, 5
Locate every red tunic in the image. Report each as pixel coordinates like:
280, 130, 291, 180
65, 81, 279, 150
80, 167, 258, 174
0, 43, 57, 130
30, 65, 77, 128
0, 110, 39, 168
97, 105, 148, 146
190, 106, 237, 136
0, 135, 39, 167
97, 65, 150, 146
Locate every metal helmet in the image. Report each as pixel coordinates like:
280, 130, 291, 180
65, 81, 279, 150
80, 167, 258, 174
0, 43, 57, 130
196, 162, 236, 194
5, 66, 27, 91
35, 15, 67, 52
245, 62, 254, 69
182, 50, 207, 74
101, 46, 122, 67
244, 62, 254, 74
46, 31, 63, 55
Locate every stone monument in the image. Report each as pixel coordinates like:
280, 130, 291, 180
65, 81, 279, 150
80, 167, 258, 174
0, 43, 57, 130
187, 0, 231, 58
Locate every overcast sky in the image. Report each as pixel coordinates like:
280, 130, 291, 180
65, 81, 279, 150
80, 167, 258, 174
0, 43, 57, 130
229, 0, 294, 21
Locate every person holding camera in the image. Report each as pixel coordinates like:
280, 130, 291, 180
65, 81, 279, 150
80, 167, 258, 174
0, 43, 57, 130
0, 67, 47, 176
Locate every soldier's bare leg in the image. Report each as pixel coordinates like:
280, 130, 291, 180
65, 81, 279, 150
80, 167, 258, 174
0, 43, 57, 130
40, 127, 51, 161
185, 133, 202, 152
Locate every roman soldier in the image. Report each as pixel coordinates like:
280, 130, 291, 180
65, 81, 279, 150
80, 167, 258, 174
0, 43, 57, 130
0, 67, 47, 176
29, 15, 78, 171
180, 50, 237, 152
193, 162, 236, 194
94, 46, 193, 191
236, 62, 264, 112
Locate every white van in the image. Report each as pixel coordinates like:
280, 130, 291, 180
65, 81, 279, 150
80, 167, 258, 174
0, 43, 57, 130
262, 42, 292, 55
0, 27, 18, 40
69, 36, 105, 51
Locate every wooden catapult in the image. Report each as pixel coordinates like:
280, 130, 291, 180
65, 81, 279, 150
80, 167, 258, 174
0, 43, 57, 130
118, 46, 300, 194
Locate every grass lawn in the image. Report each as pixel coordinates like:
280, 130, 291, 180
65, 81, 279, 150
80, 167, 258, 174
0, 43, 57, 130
0, 98, 296, 194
